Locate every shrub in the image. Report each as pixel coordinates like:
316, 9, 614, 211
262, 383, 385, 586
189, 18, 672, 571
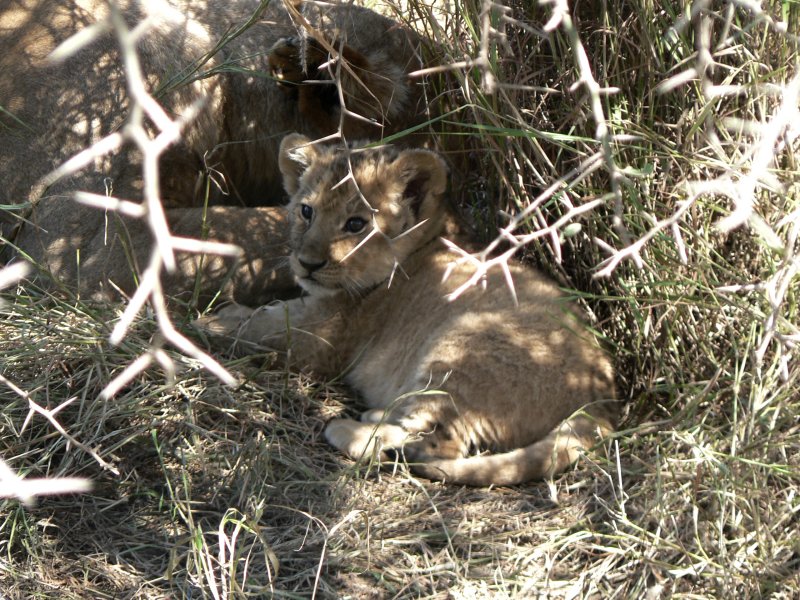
1, 0, 798, 596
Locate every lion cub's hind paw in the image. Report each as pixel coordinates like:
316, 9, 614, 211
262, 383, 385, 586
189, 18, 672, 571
360, 408, 388, 423
325, 418, 408, 462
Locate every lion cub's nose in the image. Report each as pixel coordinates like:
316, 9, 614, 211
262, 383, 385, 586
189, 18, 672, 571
298, 258, 327, 273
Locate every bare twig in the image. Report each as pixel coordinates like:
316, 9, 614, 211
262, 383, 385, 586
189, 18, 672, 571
1, 372, 117, 475
0, 457, 91, 505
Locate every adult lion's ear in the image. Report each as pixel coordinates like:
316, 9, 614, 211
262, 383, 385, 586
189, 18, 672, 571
391, 149, 448, 219
279, 133, 318, 196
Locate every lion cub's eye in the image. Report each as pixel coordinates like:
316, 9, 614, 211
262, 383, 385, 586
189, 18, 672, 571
344, 216, 367, 234
300, 203, 313, 220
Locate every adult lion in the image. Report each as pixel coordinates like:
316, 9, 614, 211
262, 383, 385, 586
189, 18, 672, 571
0, 0, 430, 303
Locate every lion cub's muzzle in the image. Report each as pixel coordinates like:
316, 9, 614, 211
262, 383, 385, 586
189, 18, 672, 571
298, 257, 327, 274
291, 254, 338, 293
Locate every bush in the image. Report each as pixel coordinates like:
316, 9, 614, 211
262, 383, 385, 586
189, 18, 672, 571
1, 0, 798, 597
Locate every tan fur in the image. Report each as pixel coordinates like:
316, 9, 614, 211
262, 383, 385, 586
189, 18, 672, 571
0, 0, 427, 303
198, 134, 618, 486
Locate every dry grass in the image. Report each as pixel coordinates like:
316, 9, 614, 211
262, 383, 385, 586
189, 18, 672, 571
0, 289, 619, 598
2, 0, 800, 598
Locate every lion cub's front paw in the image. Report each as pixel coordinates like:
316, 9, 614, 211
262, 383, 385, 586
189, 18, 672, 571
195, 303, 291, 351
194, 304, 255, 338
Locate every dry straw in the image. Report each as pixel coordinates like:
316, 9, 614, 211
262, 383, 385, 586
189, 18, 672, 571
1, 0, 798, 597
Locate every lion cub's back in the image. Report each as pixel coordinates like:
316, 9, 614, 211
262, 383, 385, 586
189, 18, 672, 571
348, 250, 615, 433
430, 255, 614, 446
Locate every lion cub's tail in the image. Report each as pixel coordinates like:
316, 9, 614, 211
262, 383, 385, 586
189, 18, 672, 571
411, 409, 616, 487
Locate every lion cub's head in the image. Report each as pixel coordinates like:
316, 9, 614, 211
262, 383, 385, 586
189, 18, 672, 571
278, 134, 449, 295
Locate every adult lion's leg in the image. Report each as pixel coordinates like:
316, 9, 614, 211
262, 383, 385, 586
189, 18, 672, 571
165, 206, 296, 306
13, 201, 296, 306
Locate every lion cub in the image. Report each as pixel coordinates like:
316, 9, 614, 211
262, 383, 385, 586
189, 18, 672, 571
198, 134, 618, 486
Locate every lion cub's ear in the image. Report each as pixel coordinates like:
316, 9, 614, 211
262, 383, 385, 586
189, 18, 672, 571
391, 150, 448, 219
279, 133, 319, 196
